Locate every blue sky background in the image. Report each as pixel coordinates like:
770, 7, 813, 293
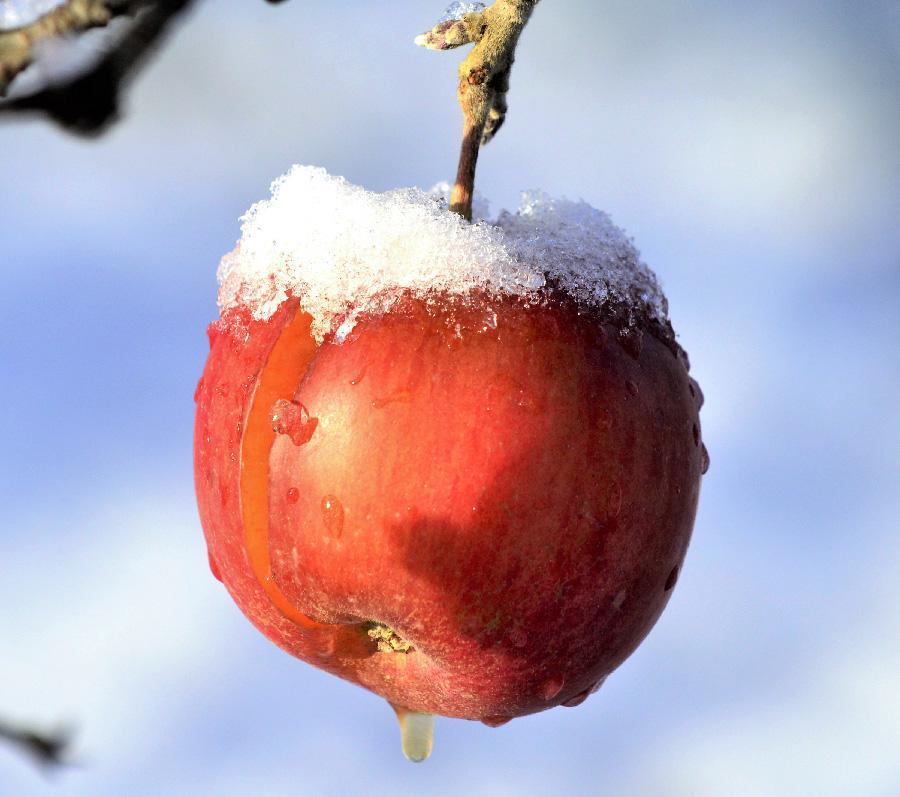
1, 1, 898, 794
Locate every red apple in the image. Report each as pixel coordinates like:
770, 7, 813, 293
194, 288, 705, 732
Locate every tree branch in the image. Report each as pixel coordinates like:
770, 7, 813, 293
417, 0, 539, 220
0, 0, 194, 135
0, 0, 132, 95
0, 717, 74, 769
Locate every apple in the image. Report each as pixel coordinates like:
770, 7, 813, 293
194, 287, 705, 733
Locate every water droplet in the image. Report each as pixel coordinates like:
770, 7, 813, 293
607, 482, 623, 519
206, 323, 220, 349
588, 324, 608, 350
214, 383, 229, 399
539, 676, 564, 701
561, 689, 591, 708
313, 632, 336, 659
514, 384, 539, 413
612, 589, 626, 610
509, 628, 528, 648
689, 378, 705, 408
207, 549, 222, 582
625, 379, 639, 397
618, 327, 643, 359
321, 495, 344, 538
350, 364, 368, 386
665, 565, 679, 591
700, 443, 710, 474
372, 389, 413, 409
193, 377, 204, 403
692, 422, 700, 447
483, 309, 498, 330
271, 398, 318, 446
482, 715, 511, 728
392, 706, 435, 763
286, 487, 300, 504
441, 1, 487, 24
334, 311, 360, 343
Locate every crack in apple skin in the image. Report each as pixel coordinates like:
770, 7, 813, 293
195, 293, 703, 721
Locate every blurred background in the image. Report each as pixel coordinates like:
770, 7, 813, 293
1, 1, 898, 794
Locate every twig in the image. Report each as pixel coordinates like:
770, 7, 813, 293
0, 0, 131, 94
0, 0, 194, 135
0, 717, 74, 769
417, 0, 540, 220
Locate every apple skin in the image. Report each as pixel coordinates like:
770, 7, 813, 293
194, 292, 703, 722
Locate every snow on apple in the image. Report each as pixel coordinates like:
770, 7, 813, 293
216, 166, 666, 340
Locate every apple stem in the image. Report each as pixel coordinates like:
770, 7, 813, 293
416, 0, 541, 221
450, 121, 481, 220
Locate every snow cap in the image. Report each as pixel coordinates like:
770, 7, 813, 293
217, 166, 667, 342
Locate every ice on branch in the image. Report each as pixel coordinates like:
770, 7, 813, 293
217, 166, 668, 342
0, 0, 68, 31
414, 3, 486, 51
442, 1, 487, 20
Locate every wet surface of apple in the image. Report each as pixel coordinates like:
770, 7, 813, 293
195, 292, 704, 726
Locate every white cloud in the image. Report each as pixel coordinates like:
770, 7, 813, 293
0, 485, 234, 783
622, 519, 900, 797
500, 1, 898, 262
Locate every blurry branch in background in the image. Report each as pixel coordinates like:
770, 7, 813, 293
416, 0, 540, 220
0, 0, 129, 91
0, 0, 194, 135
0, 716, 74, 770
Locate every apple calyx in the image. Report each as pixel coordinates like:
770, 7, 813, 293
367, 623, 414, 654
